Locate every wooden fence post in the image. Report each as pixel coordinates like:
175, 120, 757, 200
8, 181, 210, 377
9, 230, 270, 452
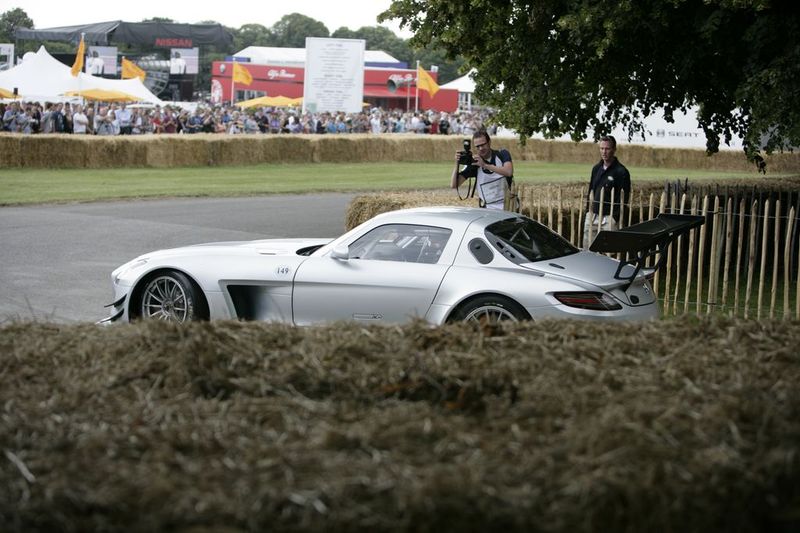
696, 195, 709, 315
663, 191, 677, 315
785, 207, 797, 320
734, 198, 746, 317
721, 197, 734, 313
672, 193, 687, 315
536, 187, 542, 223
684, 196, 698, 314
557, 187, 563, 237
744, 200, 759, 319
757, 199, 770, 320
707, 196, 721, 314
770, 200, 781, 318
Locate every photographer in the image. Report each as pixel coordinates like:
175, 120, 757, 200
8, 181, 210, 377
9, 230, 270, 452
451, 130, 514, 210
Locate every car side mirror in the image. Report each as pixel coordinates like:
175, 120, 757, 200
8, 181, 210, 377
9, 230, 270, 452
331, 245, 349, 260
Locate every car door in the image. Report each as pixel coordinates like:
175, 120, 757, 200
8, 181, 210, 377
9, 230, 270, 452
292, 224, 453, 325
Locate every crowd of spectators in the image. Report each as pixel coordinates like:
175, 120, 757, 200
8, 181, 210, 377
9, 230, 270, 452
1, 100, 498, 137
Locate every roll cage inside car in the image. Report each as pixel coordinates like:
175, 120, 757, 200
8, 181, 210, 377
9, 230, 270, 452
484, 217, 579, 265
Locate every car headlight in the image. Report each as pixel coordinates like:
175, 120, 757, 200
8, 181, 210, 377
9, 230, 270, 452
113, 258, 149, 284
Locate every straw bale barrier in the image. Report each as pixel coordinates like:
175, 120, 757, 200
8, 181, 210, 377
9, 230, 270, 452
0, 317, 798, 532
345, 189, 476, 229
2, 133, 799, 172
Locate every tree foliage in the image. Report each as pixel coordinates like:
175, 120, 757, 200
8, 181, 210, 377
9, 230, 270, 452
234, 23, 273, 51
270, 13, 330, 48
381, 0, 799, 168
332, 25, 410, 63
0, 7, 33, 42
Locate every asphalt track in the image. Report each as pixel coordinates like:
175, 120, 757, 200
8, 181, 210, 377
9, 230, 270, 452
0, 194, 355, 323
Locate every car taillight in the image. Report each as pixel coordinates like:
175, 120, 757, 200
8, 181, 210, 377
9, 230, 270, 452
553, 292, 622, 311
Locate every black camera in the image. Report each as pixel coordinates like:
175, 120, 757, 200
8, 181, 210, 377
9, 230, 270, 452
457, 138, 473, 166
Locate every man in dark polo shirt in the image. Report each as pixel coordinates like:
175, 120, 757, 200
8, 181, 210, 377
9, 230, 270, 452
584, 135, 631, 245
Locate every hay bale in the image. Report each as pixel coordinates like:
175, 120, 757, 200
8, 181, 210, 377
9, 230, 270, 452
345, 190, 478, 229
204, 135, 316, 166
2, 134, 799, 172
19, 134, 86, 168
0, 134, 22, 167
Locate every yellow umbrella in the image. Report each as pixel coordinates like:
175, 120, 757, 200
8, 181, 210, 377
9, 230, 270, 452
0, 87, 22, 99
63, 89, 142, 102
238, 95, 298, 109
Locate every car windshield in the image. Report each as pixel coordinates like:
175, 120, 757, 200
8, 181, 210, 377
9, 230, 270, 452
485, 216, 579, 263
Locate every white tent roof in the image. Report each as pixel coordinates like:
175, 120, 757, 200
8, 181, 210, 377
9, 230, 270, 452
0, 46, 162, 104
235, 46, 400, 67
440, 68, 476, 93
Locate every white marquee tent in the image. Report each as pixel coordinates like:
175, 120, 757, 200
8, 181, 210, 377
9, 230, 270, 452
0, 46, 162, 104
440, 69, 476, 94
441, 68, 477, 111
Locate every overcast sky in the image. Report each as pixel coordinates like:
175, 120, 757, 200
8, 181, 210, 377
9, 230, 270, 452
1, 0, 412, 37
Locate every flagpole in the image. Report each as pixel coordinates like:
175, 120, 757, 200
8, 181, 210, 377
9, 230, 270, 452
415, 60, 419, 113
230, 61, 235, 106
78, 33, 85, 108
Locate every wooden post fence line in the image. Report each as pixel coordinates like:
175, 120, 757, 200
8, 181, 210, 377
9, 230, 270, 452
515, 184, 800, 319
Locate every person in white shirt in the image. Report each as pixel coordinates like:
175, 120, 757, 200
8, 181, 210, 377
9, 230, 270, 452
88, 51, 104, 75
116, 103, 132, 134
170, 51, 187, 75
72, 104, 89, 134
370, 113, 382, 134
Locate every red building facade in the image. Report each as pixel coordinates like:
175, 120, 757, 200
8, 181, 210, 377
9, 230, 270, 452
211, 61, 458, 112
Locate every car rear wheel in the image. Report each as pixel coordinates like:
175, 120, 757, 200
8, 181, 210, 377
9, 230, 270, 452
139, 271, 204, 323
449, 295, 528, 324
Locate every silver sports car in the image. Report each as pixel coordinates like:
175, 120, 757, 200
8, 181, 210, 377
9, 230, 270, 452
101, 206, 702, 325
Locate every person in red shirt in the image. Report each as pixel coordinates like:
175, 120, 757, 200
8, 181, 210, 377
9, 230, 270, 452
151, 110, 163, 134
162, 106, 177, 134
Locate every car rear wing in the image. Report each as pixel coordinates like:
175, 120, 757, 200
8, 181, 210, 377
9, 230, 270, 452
589, 214, 706, 287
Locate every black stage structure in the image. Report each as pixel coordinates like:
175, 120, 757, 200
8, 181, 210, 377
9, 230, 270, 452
15, 21, 233, 99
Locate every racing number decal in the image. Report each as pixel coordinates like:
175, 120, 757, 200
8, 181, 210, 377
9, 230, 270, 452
275, 265, 292, 276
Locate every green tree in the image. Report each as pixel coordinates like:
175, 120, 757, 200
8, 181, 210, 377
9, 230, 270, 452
234, 23, 273, 51
140, 17, 176, 24
332, 25, 411, 63
0, 7, 33, 42
412, 44, 464, 85
270, 13, 329, 48
381, 0, 800, 169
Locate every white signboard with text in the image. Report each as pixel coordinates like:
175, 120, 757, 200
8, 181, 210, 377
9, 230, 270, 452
303, 37, 365, 114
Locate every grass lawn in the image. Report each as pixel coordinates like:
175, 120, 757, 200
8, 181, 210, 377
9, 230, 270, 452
0, 161, 771, 205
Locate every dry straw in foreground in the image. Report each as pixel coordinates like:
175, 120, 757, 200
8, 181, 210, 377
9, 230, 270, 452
1, 317, 798, 532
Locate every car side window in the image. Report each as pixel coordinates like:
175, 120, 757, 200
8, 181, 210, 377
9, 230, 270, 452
348, 224, 452, 264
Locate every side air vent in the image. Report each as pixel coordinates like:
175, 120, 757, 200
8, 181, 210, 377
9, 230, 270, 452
468, 238, 494, 264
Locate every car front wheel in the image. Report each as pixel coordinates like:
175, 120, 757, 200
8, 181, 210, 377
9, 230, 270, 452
138, 271, 204, 323
449, 295, 528, 324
